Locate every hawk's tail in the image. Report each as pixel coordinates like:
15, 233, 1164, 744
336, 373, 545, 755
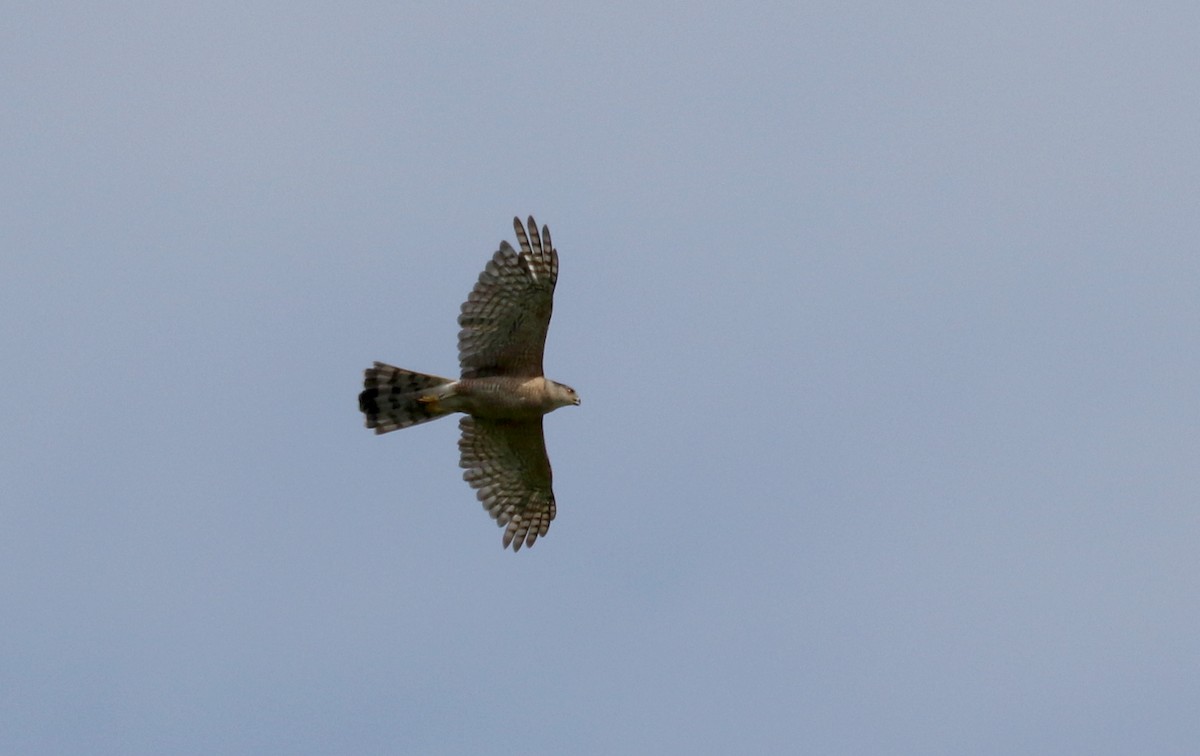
359, 362, 456, 434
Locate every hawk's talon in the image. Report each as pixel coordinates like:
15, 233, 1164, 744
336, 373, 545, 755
417, 395, 439, 409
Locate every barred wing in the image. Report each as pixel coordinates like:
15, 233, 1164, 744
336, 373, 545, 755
457, 216, 557, 379
458, 416, 556, 551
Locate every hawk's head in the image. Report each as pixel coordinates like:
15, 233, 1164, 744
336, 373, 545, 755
549, 381, 581, 409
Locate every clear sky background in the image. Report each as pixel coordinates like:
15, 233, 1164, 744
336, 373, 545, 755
3, 3, 1198, 754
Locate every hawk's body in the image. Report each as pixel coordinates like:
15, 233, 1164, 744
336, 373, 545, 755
358, 217, 579, 551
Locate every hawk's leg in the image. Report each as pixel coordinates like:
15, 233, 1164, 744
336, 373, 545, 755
417, 394, 441, 412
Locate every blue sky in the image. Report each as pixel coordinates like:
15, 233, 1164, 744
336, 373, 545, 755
3, 3, 1198, 754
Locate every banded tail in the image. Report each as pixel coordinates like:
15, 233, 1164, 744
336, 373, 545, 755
359, 362, 456, 434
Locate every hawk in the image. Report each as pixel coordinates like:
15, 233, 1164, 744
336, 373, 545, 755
358, 216, 580, 551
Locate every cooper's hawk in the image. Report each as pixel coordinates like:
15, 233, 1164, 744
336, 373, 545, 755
358, 216, 580, 551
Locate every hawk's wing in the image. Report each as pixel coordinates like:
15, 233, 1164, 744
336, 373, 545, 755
457, 216, 557, 379
459, 416, 556, 551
